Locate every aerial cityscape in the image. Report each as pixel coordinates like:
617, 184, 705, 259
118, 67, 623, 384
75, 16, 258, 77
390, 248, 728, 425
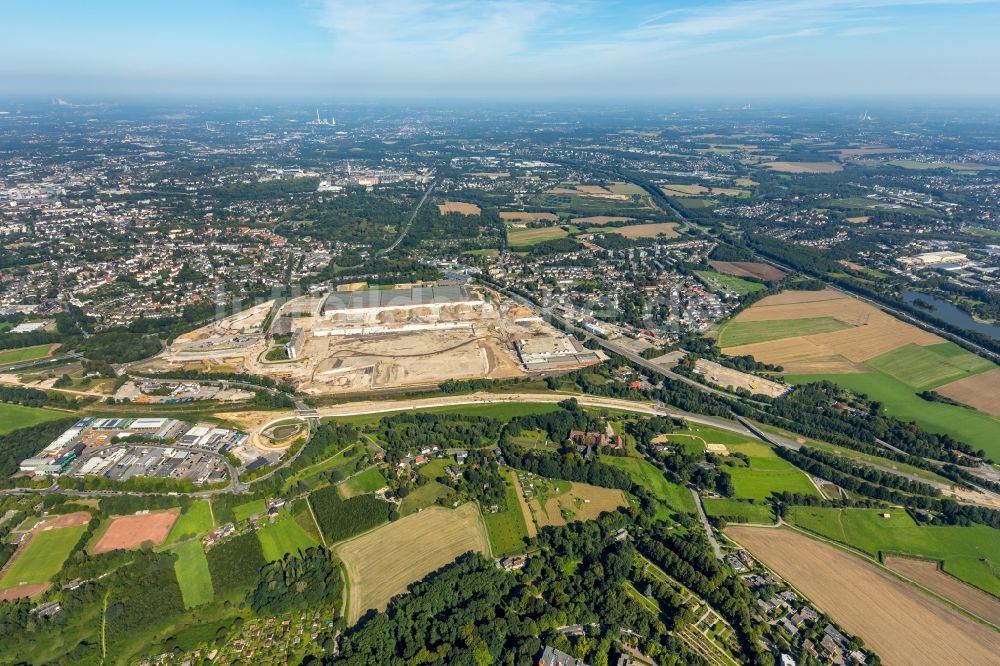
1, 1, 1000, 665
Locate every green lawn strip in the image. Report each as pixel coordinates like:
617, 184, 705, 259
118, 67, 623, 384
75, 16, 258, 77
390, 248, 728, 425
326, 402, 562, 428
718, 317, 850, 347
702, 498, 776, 524
256, 511, 320, 562
0, 403, 72, 435
338, 467, 387, 498
788, 506, 1000, 598
171, 540, 214, 608
280, 443, 362, 492
603, 455, 697, 514
482, 468, 531, 556
695, 270, 767, 296
865, 342, 994, 390
722, 440, 821, 500
0, 344, 53, 364
164, 500, 214, 545
784, 371, 1000, 460
231, 498, 267, 522
0, 524, 87, 588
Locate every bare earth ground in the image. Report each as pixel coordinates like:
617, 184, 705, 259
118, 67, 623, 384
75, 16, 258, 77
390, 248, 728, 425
884, 555, 1000, 627
935, 368, 1000, 417
0, 583, 48, 601
610, 223, 679, 239
708, 261, 787, 282
727, 526, 1000, 665
510, 472, 538, 539
337, 504, 490, 624
764, 161, 843, 173
91, 509, 179, 554
438, 202, 481, 216
694, 359, 787, 398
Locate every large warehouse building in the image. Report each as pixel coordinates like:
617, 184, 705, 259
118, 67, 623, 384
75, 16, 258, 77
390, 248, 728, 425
321, 284, 483, 316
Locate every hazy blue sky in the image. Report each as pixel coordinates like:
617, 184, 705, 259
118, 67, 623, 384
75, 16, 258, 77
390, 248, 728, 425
3, 0, 999, 99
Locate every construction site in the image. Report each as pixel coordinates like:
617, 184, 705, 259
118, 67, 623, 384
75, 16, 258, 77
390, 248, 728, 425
138, 283, 602, 395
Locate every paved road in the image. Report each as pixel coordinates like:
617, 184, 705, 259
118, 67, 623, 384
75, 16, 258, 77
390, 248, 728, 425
0, 351, 82, 374
380, 179, 436, 255
691, 489, 723, 561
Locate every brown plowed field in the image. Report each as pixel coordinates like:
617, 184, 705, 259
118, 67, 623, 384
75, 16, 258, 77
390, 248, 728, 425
935, 368, 1000, 417
91, 509, 179, 554
727, 526, 1000, 665
884, 556, 1000, 627
709, 261, 787, 282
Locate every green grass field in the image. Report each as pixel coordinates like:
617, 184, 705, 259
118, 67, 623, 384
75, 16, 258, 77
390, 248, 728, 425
719, 317, 850, 348
0, 344, 52, 365
785, 371, 1000, 459
789, 506, 1000, 597
723, 441, 821, 500
507, 226, 568, 247
483, 468, 531, 556
164, 501, 214, 545
695, 271, 767, 296
256, 512, 320, 562
703, 498, 775, 524
339, 468, 387, 498
281, 443, 365, 492
603, 455, 697, 514
231, 499, 267, 522
865, 342, 994, 390
172, 540, 214, 608
0, 403, 69, 435
400, 481, 454, 516
0, 524, 87, 589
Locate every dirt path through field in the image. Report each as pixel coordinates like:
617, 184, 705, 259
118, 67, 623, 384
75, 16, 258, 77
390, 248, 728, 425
727, 526, 1000, 665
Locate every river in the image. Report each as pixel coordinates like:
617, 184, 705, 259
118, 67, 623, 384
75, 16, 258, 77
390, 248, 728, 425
901, 291, 1000, 343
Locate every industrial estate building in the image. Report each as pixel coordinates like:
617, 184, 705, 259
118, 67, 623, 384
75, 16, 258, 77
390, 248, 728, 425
320, 283, 483, 316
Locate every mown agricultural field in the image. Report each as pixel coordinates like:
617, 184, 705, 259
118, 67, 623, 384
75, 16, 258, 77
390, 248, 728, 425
788, 506, 1000, 597
338, 467, 387, 498
695, 270, 767, 296
337, 503, 490, 624
603, 455, 697, 515
172, 540, 214, 608
507, 226, 568, 247
256, 512, 320, 562
703, 498, 775, 524
720, 289, 1000, 457
164, 500, 214, 546
482, 468, 531, 556
0, 403, 69, 435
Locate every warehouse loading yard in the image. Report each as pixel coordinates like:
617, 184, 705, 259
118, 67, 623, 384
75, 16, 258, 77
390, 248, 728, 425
139, 283, 603, 394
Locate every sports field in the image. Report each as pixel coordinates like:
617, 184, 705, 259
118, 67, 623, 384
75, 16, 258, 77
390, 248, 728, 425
256, 512, 320, 562
482, 468, 532, 556
507, 226, 568, 247
337, 503, 490, 624
164, 501, 214, 545
727, 526, 1000, 665
788, 506, 1000, 597
0, 344, 52, 365
338, 468, 386, 498
92, 509, 179, 553
172, 540, 214, 608
0, 523, 88, 589
0, 403, 69, 435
